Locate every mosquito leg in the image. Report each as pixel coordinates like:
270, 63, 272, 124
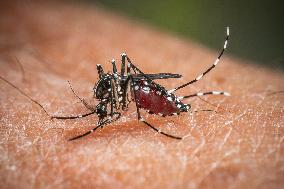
178, 91, 230, 100
121, 75, 132, 110
124, 55, 151, 79
121, 53, 127, 77
111, 59, 118, 75
69, 112, 121, 141
51, 111, 96, 120
180, 93, 229, 112
69, 119, 108, 141
109, 79, 115, 116
129, 76, 182, 140
191, 109, 216, 113
134, 73, 182, 80
168, 27, 230, 93
139, 118, 182, 139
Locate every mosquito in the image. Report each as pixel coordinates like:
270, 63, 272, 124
0, 27, 230, 140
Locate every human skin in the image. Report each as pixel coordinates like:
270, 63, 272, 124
0, 2, 283, 189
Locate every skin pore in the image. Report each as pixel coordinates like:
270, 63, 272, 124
0, 2, 283, 189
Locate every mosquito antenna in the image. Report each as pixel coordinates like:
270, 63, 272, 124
179, 89, 228, 112
0, 76, 50, 117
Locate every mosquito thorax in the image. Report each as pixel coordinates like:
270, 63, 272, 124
93, 75, 111, 99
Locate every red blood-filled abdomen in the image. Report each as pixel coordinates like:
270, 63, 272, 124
134, 82, 179, 116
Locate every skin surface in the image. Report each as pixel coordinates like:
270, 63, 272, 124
0, 2, 283, 189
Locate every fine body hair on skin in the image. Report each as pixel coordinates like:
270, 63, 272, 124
0, 2, 283, 189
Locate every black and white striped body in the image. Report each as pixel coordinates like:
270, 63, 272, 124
0, 27, 230, 141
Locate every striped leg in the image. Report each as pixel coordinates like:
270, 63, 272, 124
51, 111, 96, 120
168, 27, 230, 94
69, 112, 121, 141
121, 53, 127, 77
178, 91, 230, 100
192, 109, 216, 113
133, 73, 182, 80
111, 58, 118, 75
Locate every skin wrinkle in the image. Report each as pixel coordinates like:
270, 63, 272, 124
191, 137, 205, 158
275, 136, 284, 165
0, 1, 284, 189
218, 127, 233, 151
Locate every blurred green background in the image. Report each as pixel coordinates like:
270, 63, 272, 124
90, 0, 283, 69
